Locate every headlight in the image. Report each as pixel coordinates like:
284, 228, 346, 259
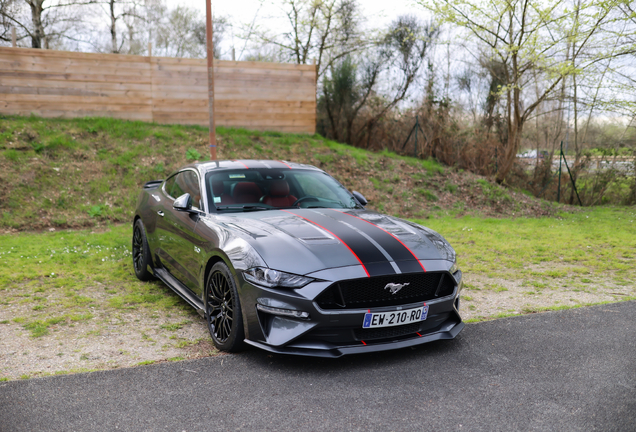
449, 261, 459, 274
243, 267, 313, 288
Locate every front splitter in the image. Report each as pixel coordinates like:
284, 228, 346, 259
243, 321, 465, 358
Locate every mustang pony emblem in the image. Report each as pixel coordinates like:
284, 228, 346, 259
384, 282, 410, 295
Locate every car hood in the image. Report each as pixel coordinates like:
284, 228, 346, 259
206, 208, 455, 277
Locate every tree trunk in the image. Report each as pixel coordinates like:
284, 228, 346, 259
569, 2, 581, 205
495, 28, 525, 185
110, 0, 118, 53
496, 122, 523, 184
28, 0, 45, 49
569, 72, 579, 204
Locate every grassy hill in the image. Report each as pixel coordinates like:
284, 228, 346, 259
0, 115, 557, 231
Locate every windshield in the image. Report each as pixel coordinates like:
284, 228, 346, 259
205, 168, 360, 212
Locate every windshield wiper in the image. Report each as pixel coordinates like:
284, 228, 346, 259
216, 205, 271, 212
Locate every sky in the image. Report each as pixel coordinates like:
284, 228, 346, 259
165, 0, 428, 29
163, 0, 433, 61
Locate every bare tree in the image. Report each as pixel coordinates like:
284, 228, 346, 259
94, 0, 145, 53
0, 0, 24, 45
320, 16, 437, 146
0, 0, 95, 49
252, 0, 365, 79
152, 4, 226, 59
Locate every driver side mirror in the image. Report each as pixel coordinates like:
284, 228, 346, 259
352, 191, 368, 206
173, 193, 192, 212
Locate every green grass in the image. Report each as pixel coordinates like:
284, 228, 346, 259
160, 321, 191, 331
419, 206, 636, 289
475, 179, 512, 204
0, 224, 197, 337
415, 188, 439, 201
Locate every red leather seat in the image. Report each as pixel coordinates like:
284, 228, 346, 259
263, 180, 297, 207
233, 182, 263, 204
212, 181, 234, 205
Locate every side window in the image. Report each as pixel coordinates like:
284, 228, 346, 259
163, 175, 177, 199
174, 170, 202, 209
172, 174, 186, 198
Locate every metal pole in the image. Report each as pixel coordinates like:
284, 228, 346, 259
561, 152, 583, 206
11, 27, 16, 47
495, 147, 498, 175
557, 141, 563, 203
401, 122, 416, 151
205, 0, 217, 160
413, 115, 418, 158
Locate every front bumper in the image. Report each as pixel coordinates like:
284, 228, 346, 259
245, 320, 464, 358
238, 263, 464, 358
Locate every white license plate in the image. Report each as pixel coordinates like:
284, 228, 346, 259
362, 304, 428, 329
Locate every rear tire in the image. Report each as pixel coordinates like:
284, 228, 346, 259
132, 219, 153, 281
205, 262, 246, 352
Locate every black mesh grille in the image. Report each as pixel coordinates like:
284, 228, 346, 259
354, 322, 422, 341
316, 272, 455, 310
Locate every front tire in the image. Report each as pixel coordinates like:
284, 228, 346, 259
132, 219, 153, 281
205, 262, 246, 352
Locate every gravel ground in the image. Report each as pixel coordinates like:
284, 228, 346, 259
0, 279, 216, 380
461, 261, 635, 320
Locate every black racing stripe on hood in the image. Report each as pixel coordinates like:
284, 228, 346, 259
324, 209, 426, 273
284, 210, 397, 277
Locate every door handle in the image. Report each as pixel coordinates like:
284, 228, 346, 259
157, 211, 164, 217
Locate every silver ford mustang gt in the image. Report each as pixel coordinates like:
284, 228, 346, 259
132, 160, 464, 357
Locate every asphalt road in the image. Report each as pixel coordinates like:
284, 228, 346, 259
1, 301, 635, 432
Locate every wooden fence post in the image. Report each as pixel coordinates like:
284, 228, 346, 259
148, 42, 152, 57
11, 27, 16, 47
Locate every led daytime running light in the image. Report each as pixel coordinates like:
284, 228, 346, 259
256, 304, 310, 319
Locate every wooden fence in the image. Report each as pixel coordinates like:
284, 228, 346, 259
0, 47, 316, 133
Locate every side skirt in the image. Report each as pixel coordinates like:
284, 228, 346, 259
153, 267, 205, 317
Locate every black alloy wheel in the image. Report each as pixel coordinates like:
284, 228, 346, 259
205, 262, 245, 352
132, 219, 153, 281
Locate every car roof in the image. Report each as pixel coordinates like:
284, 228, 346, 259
192, 160, 323, 174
